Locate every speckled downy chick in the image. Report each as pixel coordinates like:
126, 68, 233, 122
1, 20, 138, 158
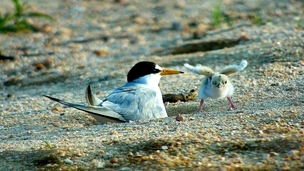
184, 60, 247, 112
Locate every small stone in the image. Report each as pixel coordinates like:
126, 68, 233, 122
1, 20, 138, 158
7, 94, 14, 98
128, 152, 133, 156
161, 145, 168, 150
64, 158, 73, 165
285, 87, 294, 91
163, 125, 169, 131
282, 162, 290, 170
43, 59, 54, 69
53, 107, 60, 112
142, 156, 149, 160
110, 131, 118, 135
188, 117, 195, 120
94, 50, 109, 56
59, 28, 72, 35
171, 22, 183, 31
176, 114, 184, 122
96, 163, 104, 169
263, 153, 270, 159
35, 63, 44, 70
96, 90, 102, 95
175, 1, 185, 8
46, 164, 52, 167
41, 24, 52, 33
269, 152, 279, 156
134, 152, 141, 157
241, 32, 249, 41
191, 139, 201, 144
288, 150, 299, 156
232, 153, 239, 158
176, 141, 182, 147
133, 17, 145, 24
110, 158, 118, 164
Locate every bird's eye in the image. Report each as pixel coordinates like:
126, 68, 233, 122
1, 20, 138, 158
224, 81, 227, 84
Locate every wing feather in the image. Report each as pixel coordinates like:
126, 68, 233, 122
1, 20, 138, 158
43, 95, 126, 123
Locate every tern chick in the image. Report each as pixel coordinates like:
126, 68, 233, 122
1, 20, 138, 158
184, 60, 247, 112
44, 61, 183, 124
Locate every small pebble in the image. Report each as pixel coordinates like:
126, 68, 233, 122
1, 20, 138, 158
171, 22, 183, 31
94, 50, 109, 56
174, 1, 185, 8
161, 145, 168, 150
53, 107, 60, 112
110, 131, 118, 135
35, 63, 44, 70
269, 152, 279, 156
96, 163, 104, 169
134, 152, 141, 157
96, 90, 102, 95
128, 152, 133, 156
46, 164, 52, 167
7, 94, 14, 98
241, 32, 249, 41
110, 158, 118, 164
176, 114, 184, 122
64, 158, 73, 165
133, 17, 145, 24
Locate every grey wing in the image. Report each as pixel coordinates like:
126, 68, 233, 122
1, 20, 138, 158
101, 84, 158, 121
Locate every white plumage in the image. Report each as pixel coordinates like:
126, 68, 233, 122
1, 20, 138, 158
184, 60, 247, 112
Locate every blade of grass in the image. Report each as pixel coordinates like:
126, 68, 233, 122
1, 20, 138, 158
44, 140, 54, 150
12, 0, 23, 17
212, 3, 222, 27
0, 0, 54, 33
0, 13, 15, 27
24, 12, 55, 21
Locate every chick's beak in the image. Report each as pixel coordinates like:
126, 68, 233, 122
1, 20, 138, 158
160, 69, 184, 76
215, 84, 221, 88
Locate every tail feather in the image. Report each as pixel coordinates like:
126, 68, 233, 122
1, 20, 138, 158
184, 63, 214, 77
85, 85, 103, 106
43, 95, 126, 123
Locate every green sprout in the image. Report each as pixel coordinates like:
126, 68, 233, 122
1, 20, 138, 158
212, 4, 222, 27
44, 140, 54, 151
0, 0, 54, 33
252, 14, 263, 26
296, 13, 303, 29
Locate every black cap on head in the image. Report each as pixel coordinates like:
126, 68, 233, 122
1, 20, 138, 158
127, 61, 161, 82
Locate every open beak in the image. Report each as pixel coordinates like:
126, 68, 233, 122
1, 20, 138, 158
215, 84, 221, 88
160, 69, 184, 76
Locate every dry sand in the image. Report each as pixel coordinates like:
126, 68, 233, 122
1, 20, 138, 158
0, 0, 304, 170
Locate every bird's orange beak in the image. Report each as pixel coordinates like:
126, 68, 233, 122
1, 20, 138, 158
160, 69, 184, 76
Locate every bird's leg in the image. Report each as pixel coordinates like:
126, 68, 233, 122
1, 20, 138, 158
197, 99, 204, 112
227, 97, 237, 109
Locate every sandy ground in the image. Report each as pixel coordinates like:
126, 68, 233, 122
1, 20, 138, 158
0, 0, 304, 170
